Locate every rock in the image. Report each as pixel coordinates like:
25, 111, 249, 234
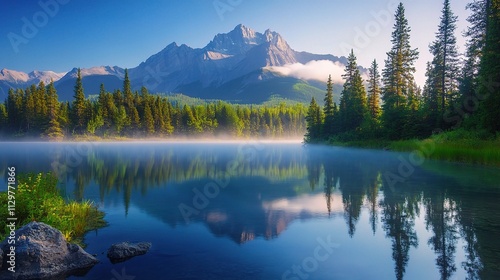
107, 242, 151, 263
0, 222, 98, 280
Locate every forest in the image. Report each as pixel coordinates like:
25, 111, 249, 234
305, 0, 500, 143
0, 69, 307, 139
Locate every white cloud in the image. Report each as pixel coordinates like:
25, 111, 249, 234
265, 60, 346, 84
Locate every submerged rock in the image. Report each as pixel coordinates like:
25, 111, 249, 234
0, 222, 98, 280
107, 242, 151, 263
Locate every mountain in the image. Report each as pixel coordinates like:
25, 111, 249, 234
129, 24, 350, 103
0, 68, 66, 97
54, 66, 124, 101
1, 25, 356, 103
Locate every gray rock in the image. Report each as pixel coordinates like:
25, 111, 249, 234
0, 222, 98, 280
107, 242, 151, 263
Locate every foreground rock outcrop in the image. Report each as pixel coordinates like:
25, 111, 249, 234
107, 242, 151, 263
0, 222, 98, 280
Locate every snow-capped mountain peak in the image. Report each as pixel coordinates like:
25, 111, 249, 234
0, 68, 66, 85
0, 68, 29, 83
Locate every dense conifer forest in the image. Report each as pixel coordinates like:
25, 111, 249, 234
305, 0, 500, 143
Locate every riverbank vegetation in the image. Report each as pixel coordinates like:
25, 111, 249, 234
0, 173, 105, 246
305, 0, 500, 166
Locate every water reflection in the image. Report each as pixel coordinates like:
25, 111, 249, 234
1, 142, 499, 279
306, 145, 500, 280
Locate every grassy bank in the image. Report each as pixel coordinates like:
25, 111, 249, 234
389, 134, 500, 167
328, 129, 500, 167
0, 173, 106, 246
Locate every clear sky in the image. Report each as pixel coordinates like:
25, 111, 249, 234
1, 0, 471, 86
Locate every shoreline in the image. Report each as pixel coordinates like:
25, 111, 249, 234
326, 138, 500, 167
0, 135, 305, 143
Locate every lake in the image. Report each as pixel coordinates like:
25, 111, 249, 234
1, 142, 499, 280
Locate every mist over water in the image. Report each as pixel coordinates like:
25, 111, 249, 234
1, 142, 499, 279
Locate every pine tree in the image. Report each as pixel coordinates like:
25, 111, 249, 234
114, 105, 129, 134
323, 75, 336, 138
382, 3, 419, 139
44, 81, 64, 140
0, 103, 8, 132
72, 68, 87, 132
24, 87, 35, 132
7, 89, 24, 132
367, 59, 382, 120
460, 0, 487, 113
305, 97, 323, 142
46, 80, 59, 121
162, 99, 174, 135
143, 102, 155, 135
35, 81, 48, 131
97, 84, 109, 123
479, 0, 500, 132
429, 0, 460, 123
339, 50, 368, 133
122, 69, 140, 131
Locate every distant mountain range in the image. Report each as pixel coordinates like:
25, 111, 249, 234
1, 24, 359, 104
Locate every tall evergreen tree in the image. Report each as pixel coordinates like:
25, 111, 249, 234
460, 0, 488, 113
35, 81, 48, 131
97, 84, 109, 122
7, 89, 24, 132
479, 0, 500, 132
429, 0, 460, 124
305, 97, 323, 142
339, 50, 368, 133
0, 103, 7, 132
323, 75, 337, 138
71, 68, 87, 132
143, 102, 155, 135
367, 59, 382, 120
123, 69, 140, 131
382, 3, 419, 139
23, 87, 35, 132
44, 81, 64, 140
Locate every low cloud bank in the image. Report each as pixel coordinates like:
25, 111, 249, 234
265, 60, 345, 83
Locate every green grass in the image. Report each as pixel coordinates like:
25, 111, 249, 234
389, 130, 500, 167
328, 139, 392, 149
0, 173, 106, 246
325, 129, 500, 167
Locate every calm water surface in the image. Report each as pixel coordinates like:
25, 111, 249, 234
1, 142, 499, 280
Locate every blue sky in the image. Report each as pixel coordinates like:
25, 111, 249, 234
1, 0, 470, 86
